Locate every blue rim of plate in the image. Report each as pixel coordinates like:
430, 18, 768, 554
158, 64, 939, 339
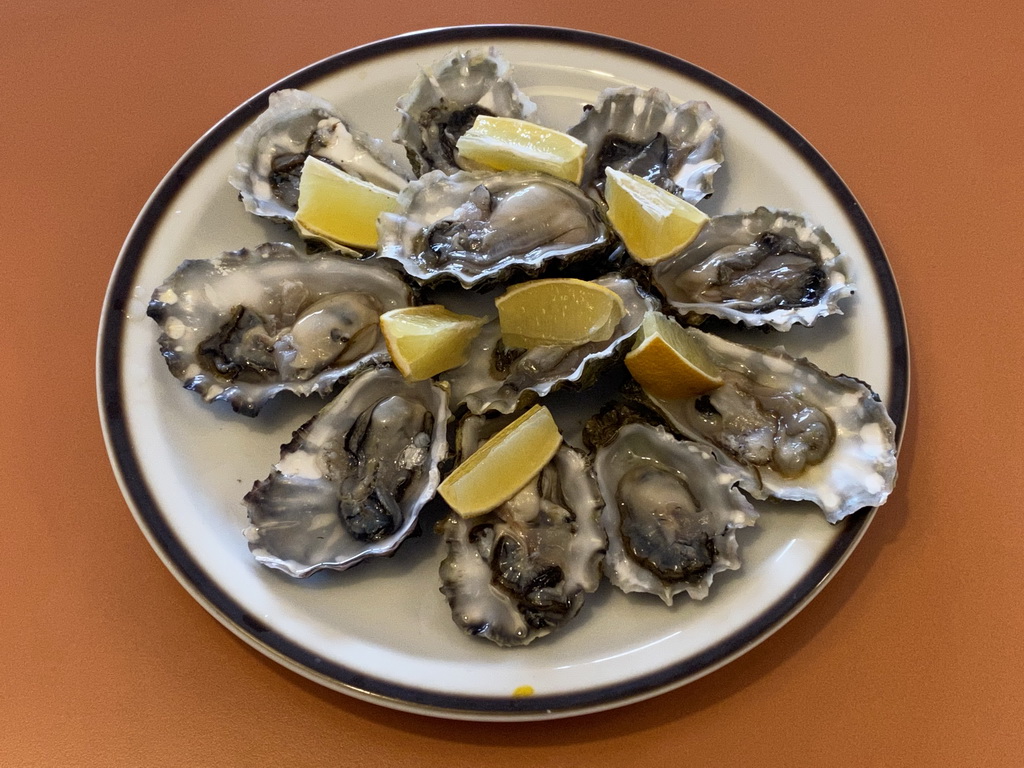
97, 24, 909, 719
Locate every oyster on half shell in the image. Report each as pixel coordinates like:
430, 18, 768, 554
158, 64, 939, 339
147, 243, 412, 416
442, 274, 656, 414
244, 366, 449, 577
593, 423, 758, 605
438, 413, 605, 646
651, 208, 854, 331
394, 48, 537, 176
567, 86, 723, 205
229, 89, 412, 222
646, 327, 897, 523
377, 169, 611, 288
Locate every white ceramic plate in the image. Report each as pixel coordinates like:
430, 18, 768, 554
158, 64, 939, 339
97, 26, 908, 721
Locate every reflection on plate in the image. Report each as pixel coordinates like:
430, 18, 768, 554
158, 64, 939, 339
97, 25, 908, 721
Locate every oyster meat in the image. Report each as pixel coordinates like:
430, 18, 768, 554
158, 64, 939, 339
593, 423, 758, 604
147, 243, 412, 416
567, 86, 723, 205
229, 89, 411, 222
394, 48, 537, 175
646, 327, 897, 523
651, 208, 854, 331
438, 413, 605, 646
377, 169, 611, 288
244, 366, 449, 577
443, 274, 656, 414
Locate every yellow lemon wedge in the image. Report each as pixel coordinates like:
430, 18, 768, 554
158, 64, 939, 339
604, 167, 709, 265
379, 305, 486, 381
438, 405, 562, 518
455, 115, 587, 184
495, 278, 626, 349
625, 311, 724, 399
294, 156, 400, 250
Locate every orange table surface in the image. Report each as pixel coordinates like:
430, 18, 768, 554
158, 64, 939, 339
4, 2, 1022, 765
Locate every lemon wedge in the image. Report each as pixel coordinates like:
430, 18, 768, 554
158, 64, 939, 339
294, 156, 400, 250
379, 305, 486, 381
455, 115, 587, 184
625, 311, 724, 399
495, 278, 626, 349
438, 405, 562, 518
604, 167, 709, 265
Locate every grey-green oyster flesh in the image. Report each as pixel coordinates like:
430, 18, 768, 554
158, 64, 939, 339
593, 423, 758, 604
377, 169, 611, 288
244, 366, 449, 577
651, 207, 854, 331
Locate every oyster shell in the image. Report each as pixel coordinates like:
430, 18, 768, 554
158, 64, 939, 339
147, 243, 412, 416
567, 86, 723, 205
394, 48, 537, 175
593, 423, 758, 604
646, 328, 897, 523
229, 89, 411, 222
651, 208, 854, 331
442, 274, 656, 414
244, 366, 449, 577
377, 169, 611, 288
438, 413, 605, 646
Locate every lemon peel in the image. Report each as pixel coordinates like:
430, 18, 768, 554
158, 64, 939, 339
456, 115, 587, 184
380, 305, 486, 381
604, 167, 709, 265
294, 156, 400, 250
438, 405, 562, 518
625, 311, 724, 399
495, 278, 626, 349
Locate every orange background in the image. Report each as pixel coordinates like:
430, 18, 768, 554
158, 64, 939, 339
4, 2, 1022, 765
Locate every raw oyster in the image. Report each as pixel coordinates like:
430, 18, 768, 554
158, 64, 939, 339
593, 423, 758, 604
442, 274, 656, 414
567, 86, 723, 205
377, 169, 611, 288
651, 208, 854, 331
244, 366, 449, 577
581, 395, 675, 454
394, 48, 537, 175
438, 413, 605, 646
229, 89, 411, 222
646, 328, 897, 523
147, 242, 412, 416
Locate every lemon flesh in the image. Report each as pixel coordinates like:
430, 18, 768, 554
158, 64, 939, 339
625, 311, 724, 399
438, 405, 563, 518
380, 305, 486, 381
455, 115, 587, 184
294, 156, 400, 250
495, 277, 626, 349
604, 167, 709, 265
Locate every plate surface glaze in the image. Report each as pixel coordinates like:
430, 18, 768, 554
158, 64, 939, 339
98, 26, 908, 720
